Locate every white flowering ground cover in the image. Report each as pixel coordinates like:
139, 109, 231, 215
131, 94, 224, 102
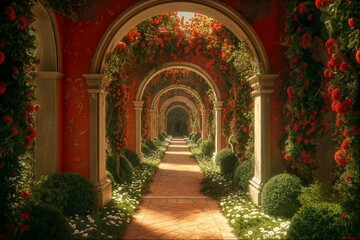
185, 137, 290, 240
67, 158, 160, 239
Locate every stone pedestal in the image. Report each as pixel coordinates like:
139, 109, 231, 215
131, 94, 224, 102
84, 74, 112, 207
247, 74, 278, 205
34, 71, 63, 178
133, 101, 144, 161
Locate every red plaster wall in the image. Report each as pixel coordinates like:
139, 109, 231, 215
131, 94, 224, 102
59, 0, 287, 177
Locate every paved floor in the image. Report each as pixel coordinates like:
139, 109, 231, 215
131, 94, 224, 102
123, 138, 236, 240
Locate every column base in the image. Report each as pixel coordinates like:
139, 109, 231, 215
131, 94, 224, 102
96, 178, 112, 207
248, 177, 262, 206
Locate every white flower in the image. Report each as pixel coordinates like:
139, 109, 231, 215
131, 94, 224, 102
82, 233, 89, 237
268, 231, 274, 236
247, 230, 253, 235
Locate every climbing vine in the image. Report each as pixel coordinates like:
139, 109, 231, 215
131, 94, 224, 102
317, 0, 360, 236
281, 1, 328, 182
0, 0, 38, 237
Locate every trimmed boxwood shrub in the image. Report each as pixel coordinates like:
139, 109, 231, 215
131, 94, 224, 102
234, 160, 253, 191
215, 148, 237, 174
146, 139, 157, 151
119, 154, 133, 182
188, 132, 195, 139
106, 155, 122, 184
196, 137, 202, 146
124, 148, 141, 167
261, 173, 302, 218
31, 173, 97, 216
141, 143, 152, 155
287, 202, 347, 239
200, 139, 215, 158
20, 203, 72, 240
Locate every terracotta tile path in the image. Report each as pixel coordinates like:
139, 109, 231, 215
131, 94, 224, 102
123, 138, 236, 240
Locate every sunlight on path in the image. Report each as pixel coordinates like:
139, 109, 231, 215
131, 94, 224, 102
123, 138, 236, 239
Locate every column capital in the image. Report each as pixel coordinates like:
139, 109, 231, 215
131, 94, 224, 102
247, 74, 278, 97
83, 74, 107, 93
149, 109, 157, 115
213, 101, 223, 109
133, 101, 144, 109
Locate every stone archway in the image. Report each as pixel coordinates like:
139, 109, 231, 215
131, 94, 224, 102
32, 2, 63, 178
159, 96, 199, 138
84, 0, 277, 206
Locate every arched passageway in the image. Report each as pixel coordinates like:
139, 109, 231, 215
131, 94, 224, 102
83, 0, 277, 206
166, 107, 189, 136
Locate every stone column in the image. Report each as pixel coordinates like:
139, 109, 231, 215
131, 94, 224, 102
149, 109, 156, 141
213, 101, 223, 155
155, 112, 159, 138
247, 74, 278, 205
84, 74, 112, 207
201, 107, 207, 139
34, 71, 62, 178
133, 101, 144, 160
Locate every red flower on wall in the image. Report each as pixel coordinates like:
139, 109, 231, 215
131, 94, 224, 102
0, 51, 5, 65
356, 49, 360, 64
335, 149, 347, 166
341, 139, 349, 150
4, 6, 16, 21
298, 2, 307, 14
348, 18, 357, 28
0, 81, 7, 95
331, 88, 341, 101
339, 62, 349, 72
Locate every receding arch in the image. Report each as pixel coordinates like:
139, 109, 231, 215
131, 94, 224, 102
91, 0, 270, 74
166, 106, 191, 136
151, 84, 205, 109
137, 62, 220, 101
160, 96, 198, 117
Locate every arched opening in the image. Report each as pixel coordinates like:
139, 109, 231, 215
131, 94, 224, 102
166, 107, 189, 136
84, 0, 276, 206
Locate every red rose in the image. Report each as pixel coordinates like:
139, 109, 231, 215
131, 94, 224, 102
4, 6, 16, 21
327, 55, 340, 69
356, 49, 360, 64
298, 3, 307, 14
12, 128, 18, 136
34, 104, 41, 112
335, 149, 347, 166
287, 86, 294, 100
331, 88, 341, 101
325, 38, 335, 48
348, 18, 356, 28
3, 116, 13, 125
115, 42, 126, 52
297, 136, 303, 142
336, 117, 342, 128
284, 154, 291, 161
339, 62, 349, 72
307, 14, 313, 21
0, 81, 6, 95
344, 174, 350, 182
327, 84, 334, 94
294, 123, 299, 131
19, 213, 30, 221
0, 51, 5, 65
27, 103, 35, 113
341, 214, 347, 220
341, 139, 349, 150
21, 191, 30, 199
18, 17, 28, 30
333, 102, 346, 114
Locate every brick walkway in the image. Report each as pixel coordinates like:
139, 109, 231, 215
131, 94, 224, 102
123, 138, 236, 240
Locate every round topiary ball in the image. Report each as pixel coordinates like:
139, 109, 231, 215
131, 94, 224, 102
200, 139, 215, 157
261, 173, 302, 218
124, 148, 141, 167
146, 139, 157, 151
287, 202, 347, 240
215, 148, 238, 175
20, 203, 72, 240
141, 143, 151, 155
31, 173, 98, 216
119, 154, 133, 182
234, 160, 253, 191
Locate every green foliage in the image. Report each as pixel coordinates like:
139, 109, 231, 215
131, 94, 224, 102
119, 154, 133, 182
191, 133, 201, 143
261, 173, 302, 218
106, 155, 122, 184
298, 181, 334, 206
215, 148, 237, 175
141, 143, 152, 156
287, 203, 348, 240
199, 139, 214, 158
31, 173, 97, 216
234, 160, 253, 191
20, 203, 72, 240
146, 139, 157, 151
196, 137, 202, 146
124, 148, 141, 167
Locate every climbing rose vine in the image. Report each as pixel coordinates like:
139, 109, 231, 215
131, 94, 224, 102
1, 0, 38, 238
317, 0, 360, 237
281, 1, 328, 182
